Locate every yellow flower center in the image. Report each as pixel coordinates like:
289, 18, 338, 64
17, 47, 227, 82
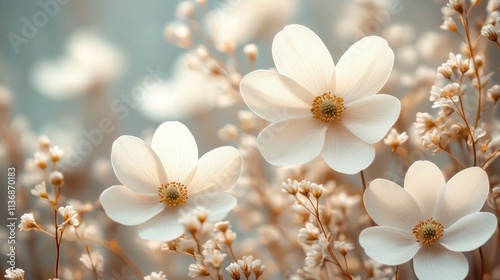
311, 93, 346, 123
412, 217, 444, 244
158, 182, 188, 206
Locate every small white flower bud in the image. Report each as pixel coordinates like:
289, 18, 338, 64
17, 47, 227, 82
243, 44, 259, 62
50, 171, 64, 186
38, 135, 51, 151
218, 124, 238, 142
34, 152, 49, 169
176, 1, 196, 19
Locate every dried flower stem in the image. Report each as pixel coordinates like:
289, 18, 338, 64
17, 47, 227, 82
451, 74, 477, 166
481, 148, 500, 168
52, 181, 64, 278
75, 231, 100, 280
83, 237, 144, 279
478, 246, 484, 280
360, 170, 367, 190
303, 196, 352, 279
460, 12, 483, 129
438, 142, 466, 168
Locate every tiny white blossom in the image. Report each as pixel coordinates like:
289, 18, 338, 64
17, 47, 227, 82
19, 213, 37, 231
333, 241, 354, 255
383, 128, 409, 151
58, 205, 80, 227
31, 181, 48, 199
4, 268, 24, 280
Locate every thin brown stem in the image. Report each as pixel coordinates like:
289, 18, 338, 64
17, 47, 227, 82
395, 266, 399, 280
305, 197, 351, 279
84, 244, 100, 280
360, 170, 367, 190
481, 148, 500, 168
54, 208, 60, 278
479, 247, 485, 280
453, 74, 477, 166
437, 143, 466, 168
82, 237, 144, 279
460, 13, 483, 128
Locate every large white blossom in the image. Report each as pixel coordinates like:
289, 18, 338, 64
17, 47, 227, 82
240, 24, 400, 174
359, 160, 497, 279
100, 121, 242, 241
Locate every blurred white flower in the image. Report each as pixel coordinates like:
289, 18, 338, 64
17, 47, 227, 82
240, 25, 400, 174
359, 161, 497, 279
31, 30, 125, 99
79, 251, 104, 274
4, 268, 24, 280
100, 121, 242, 241
383, 128, 408, 151
137, 60, 218, 121
205, 0, 297, 47
144, 271, 168, 280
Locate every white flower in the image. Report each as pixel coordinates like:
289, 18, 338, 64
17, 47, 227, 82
137, 59, 217, 121
205, 0, 297, 47
333, 241, 354, 255
99, 121, 242, 241
30, 30, 124, 98
4, 268, 24, 280
383, 128, 408, 151
240, 25, 400, 174
79, 251, 104, 274
31, 181, 48, 199
144, 271, 168, 280
58, 205, 80, 227
19, 213, 37, 231
359, 161, 497, 280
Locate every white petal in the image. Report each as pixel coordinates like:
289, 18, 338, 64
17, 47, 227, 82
257, 118, 327, 166
100, 186, 165, 226
335, 36, 394, 103
111, 136, 167, 195
359, 226, 420, 265
321, 123, 375, 174
440, 212, 497, 252
151, 121, 198, 183
240, 70, 313, 122
404, 161, 446, 219
413, 244, 468, 280
433, 167, 489, 227
342, 94, 400, 144
185, 192, 237, 221
187, 146, 242, 196
364, 179, 423, 230
272, 24, 335, 95
138, 208, 184, 241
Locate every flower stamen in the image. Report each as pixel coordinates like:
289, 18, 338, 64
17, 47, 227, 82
159, 182, 188, 206
412, 217, 444, 244
311, 93, 346, 123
